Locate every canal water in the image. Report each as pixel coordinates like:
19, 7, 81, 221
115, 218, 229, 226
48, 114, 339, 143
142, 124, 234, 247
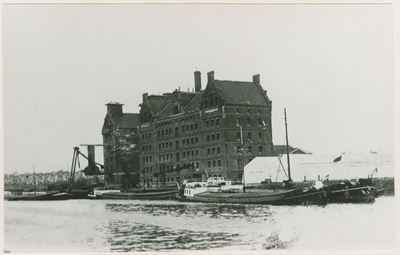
4, 197, 395, 253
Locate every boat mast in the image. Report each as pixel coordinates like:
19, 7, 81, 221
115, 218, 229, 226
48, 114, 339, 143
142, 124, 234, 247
284, 108, 292, 181
240, 124, 246, 193
33, 166, 36, 194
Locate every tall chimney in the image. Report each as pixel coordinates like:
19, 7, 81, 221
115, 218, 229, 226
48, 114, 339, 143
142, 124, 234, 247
207, 71, 214, 83
253, 74, 260, 85
194, 71, 201, 92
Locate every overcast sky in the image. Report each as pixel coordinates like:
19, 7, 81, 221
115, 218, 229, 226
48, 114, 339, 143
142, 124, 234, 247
2, 3, 395, 174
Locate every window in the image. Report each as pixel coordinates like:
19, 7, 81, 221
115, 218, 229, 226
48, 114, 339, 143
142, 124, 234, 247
212, 148, 215, 155
186, 125, 189, 132
176, 153, 180, 161
248, 146, 253, 153
169, 128, 172, 135
258, 132, 263, 140
162, 130, 165, 136
218, 160, 221, 167
207, 148, 211, 155
236, 118, 241, 126
257, 109, 262, 114
175, 127, 179, 135
190, 124, 193, 131
258, 118, 263, 126
196, 150, 199, 156
183, 139, 186, 146
183, 152, 186, 158
195, 137, 199, 143
217, 147, 221, 154
170, 141, 173, 147
213, 161, 216, 167
247, 118, 251, 126
176, 140, 179, 149
166, 142, 169, 148
182, 126, 185, 132
216, 118, 219, 126
247, 132, 252, 141
158, 131, 160, 137
236, 132, 241, 141
191, 138, 194, 144
217, 133, 220, 140
207, 135, 210, 142
196, 162, 200, 169
237, 159, 243, 168
159, 155, 161, 161
186, 138, 189, 145
195, 123, 198, 130
210, 119, 214, 127
158, 143, 161, 149
258, 146, 264, 153
208, 161, 211, 168
206, 120, 209, 128
212, 134, 215, 141
191, 150, 194, 157
162, 143, 165, 149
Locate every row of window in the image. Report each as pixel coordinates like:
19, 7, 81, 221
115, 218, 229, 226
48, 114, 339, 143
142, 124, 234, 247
235, 108, 263, 115
236, 117, 264, 127
235, 145, 264, 154
207, 147, 221, 156
155, 114, 199, 128
141, 132, 152, 140
207, 160, 222, 168
236, 132, 264, 141
205, 118, 220, 128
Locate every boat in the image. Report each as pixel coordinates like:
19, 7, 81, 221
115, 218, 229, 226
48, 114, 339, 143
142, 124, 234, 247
176, 108, 327, 206
323, 170, 380, 203
5, 191, 71, 201
5, 167, 71, 201
88, 184, 179, 200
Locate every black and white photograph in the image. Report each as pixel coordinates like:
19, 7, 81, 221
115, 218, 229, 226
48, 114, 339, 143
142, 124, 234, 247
1, 0, 398, 254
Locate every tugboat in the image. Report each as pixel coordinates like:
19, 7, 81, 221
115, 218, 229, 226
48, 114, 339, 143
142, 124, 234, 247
176, 109, 327, 206
323, 169, 380, 203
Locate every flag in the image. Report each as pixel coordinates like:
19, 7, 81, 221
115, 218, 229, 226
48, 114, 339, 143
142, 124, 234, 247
333, 156, 342, 163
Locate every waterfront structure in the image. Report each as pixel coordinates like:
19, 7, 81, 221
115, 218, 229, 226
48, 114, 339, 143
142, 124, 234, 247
102, 103, 140, 186
138, 71, 273, 188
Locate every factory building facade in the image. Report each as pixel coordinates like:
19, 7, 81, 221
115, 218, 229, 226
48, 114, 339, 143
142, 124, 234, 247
137, 71, 273, 188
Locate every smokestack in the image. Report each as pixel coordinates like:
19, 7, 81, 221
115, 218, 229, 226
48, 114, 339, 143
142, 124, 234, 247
207, 71, 214, 83
194, 71, 201, 92
253, 74, 260, 85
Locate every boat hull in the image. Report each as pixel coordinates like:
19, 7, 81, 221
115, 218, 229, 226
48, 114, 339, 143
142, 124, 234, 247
176, 189, 327, 206
325, 186, 377, 204
89, 189, 179, 200
5, 192, 71, 201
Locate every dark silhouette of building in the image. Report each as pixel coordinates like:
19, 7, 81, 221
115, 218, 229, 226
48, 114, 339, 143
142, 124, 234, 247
102, 103, 140, 186
138, 71, 273, 188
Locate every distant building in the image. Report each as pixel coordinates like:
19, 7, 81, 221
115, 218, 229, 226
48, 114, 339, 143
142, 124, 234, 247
138, 71, 273, 188
273, 145, 311, 155
102, 103, 140, 186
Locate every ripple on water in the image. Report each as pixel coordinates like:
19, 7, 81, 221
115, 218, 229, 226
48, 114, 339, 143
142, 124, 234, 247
106, 221, 244, 252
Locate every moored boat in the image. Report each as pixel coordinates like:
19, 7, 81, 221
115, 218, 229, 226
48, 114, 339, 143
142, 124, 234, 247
323, 177, 378, 204
88, 184, 179, 200
5, 191, 71, 201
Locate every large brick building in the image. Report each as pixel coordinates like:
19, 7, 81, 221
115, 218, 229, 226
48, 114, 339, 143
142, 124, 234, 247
138, 71, 273, 188
102, 103, 140, 186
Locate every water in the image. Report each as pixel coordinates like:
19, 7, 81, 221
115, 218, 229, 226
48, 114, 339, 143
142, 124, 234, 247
4, 197, 395, 253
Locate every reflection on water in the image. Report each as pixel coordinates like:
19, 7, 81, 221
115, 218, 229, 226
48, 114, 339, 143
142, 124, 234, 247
4, 197, 396, 253
107, 220, 242, 252
105, 203, 273, 222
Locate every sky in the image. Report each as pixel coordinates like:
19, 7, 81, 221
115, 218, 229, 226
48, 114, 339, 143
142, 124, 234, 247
1, 3, 396, 174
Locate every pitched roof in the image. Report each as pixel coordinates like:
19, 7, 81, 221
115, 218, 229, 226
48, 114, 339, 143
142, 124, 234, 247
112, 113, 139, 129
213, 80, 270, 106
